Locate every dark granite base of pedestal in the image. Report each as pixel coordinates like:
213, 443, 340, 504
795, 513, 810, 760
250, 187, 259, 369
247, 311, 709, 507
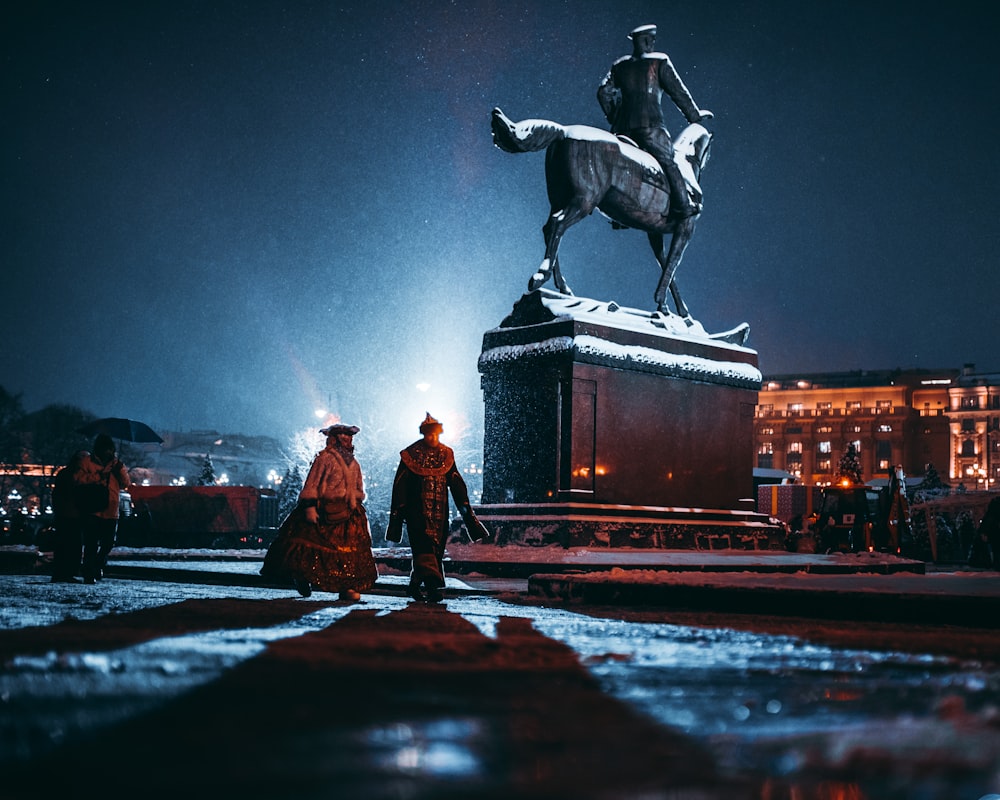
475, 503, 784, 551
478, 290, 762, 511
475, 290, 774, 550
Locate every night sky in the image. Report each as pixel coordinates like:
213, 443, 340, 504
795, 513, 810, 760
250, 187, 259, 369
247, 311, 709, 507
4, 1, 998, 445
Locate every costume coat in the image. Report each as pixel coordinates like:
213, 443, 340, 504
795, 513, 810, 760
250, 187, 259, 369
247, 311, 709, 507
261, 444, 377, 593
385, 440, 476, 589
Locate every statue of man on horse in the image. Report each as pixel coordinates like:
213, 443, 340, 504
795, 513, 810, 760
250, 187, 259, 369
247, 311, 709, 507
491, 22, 725, 328
597, 24, 714, 220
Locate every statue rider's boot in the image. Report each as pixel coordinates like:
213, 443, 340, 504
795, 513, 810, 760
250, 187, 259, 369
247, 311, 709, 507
671, 192, 701, 218
662, 159, 701, 218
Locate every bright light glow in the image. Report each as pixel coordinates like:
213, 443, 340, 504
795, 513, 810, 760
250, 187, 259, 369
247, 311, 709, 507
415, 382, 431, 392
314, 408, 327, 419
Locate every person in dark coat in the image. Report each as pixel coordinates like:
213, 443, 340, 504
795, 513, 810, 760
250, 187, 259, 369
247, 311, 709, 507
50, 450, 88, 583
75, 435, 130, 584
386, 413, 489, 603
261, 423, 377, 602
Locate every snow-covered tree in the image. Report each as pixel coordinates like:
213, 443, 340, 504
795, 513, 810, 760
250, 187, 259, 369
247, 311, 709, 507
194, 454, 216, 486
277, 464, 303, 521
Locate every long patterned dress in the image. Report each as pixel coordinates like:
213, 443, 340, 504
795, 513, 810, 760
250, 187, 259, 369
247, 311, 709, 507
260, 444, 377, 594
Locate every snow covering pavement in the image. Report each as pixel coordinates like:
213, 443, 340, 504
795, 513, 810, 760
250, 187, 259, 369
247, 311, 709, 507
3, 542, 999, 625
1, 544, 999, 799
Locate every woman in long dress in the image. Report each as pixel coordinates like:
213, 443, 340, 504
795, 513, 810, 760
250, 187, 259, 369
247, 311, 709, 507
261, 423, 377, 602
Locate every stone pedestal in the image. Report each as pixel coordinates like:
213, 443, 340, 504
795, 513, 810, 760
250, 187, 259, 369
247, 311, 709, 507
475, 290, 781, 549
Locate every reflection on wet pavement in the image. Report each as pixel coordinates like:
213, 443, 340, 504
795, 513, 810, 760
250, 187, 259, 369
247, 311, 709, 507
1, 580, 997, 799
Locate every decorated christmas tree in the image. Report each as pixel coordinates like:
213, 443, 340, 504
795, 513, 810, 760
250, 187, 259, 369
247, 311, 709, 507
922, 462, 944, 491
837, 443, 864, 485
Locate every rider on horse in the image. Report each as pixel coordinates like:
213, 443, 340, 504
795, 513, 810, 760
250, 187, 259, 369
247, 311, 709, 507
597, 24, 714, 219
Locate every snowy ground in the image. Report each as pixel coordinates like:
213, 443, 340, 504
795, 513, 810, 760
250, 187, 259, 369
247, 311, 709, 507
1, 550, 999, 799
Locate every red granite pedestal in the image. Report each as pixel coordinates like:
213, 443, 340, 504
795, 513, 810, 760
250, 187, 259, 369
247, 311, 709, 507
475, 290, 782, 549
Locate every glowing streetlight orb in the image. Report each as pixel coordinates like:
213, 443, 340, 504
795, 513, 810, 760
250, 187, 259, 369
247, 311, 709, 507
415, 382, 431, 392
314, 408, 327, 419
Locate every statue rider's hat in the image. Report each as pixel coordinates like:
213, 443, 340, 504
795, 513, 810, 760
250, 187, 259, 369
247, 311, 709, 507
628, 24, 656, 40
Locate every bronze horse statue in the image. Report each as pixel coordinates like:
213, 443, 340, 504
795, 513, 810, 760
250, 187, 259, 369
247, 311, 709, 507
491, 107, 712, 319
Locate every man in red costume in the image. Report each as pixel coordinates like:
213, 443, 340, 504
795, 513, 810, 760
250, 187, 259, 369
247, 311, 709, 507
386, 413, 489, 602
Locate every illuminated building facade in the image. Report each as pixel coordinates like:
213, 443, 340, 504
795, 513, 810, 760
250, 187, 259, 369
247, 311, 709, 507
948, 366, 1000, 491
752, 367, 1000, 486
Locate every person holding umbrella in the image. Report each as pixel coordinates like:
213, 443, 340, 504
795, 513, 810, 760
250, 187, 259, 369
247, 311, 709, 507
74, 434, 130, 583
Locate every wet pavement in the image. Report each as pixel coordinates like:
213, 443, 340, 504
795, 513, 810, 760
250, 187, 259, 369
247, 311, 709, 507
0, 546, 998, 799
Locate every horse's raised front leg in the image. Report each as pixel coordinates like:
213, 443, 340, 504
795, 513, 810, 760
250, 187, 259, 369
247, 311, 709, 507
651, 217, 697, 316
530, 202, 591, 295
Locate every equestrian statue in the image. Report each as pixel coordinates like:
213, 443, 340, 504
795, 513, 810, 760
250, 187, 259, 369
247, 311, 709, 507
492, 23, 715, 321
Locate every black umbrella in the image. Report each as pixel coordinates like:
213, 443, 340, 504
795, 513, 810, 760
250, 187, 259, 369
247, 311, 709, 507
76, 417, 164, 444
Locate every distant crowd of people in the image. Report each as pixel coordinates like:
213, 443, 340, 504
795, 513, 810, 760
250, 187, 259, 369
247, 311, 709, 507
52, 414, 490, 604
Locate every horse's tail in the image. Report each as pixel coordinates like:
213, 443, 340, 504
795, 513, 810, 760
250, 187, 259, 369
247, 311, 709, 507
491, 107, 566, 153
